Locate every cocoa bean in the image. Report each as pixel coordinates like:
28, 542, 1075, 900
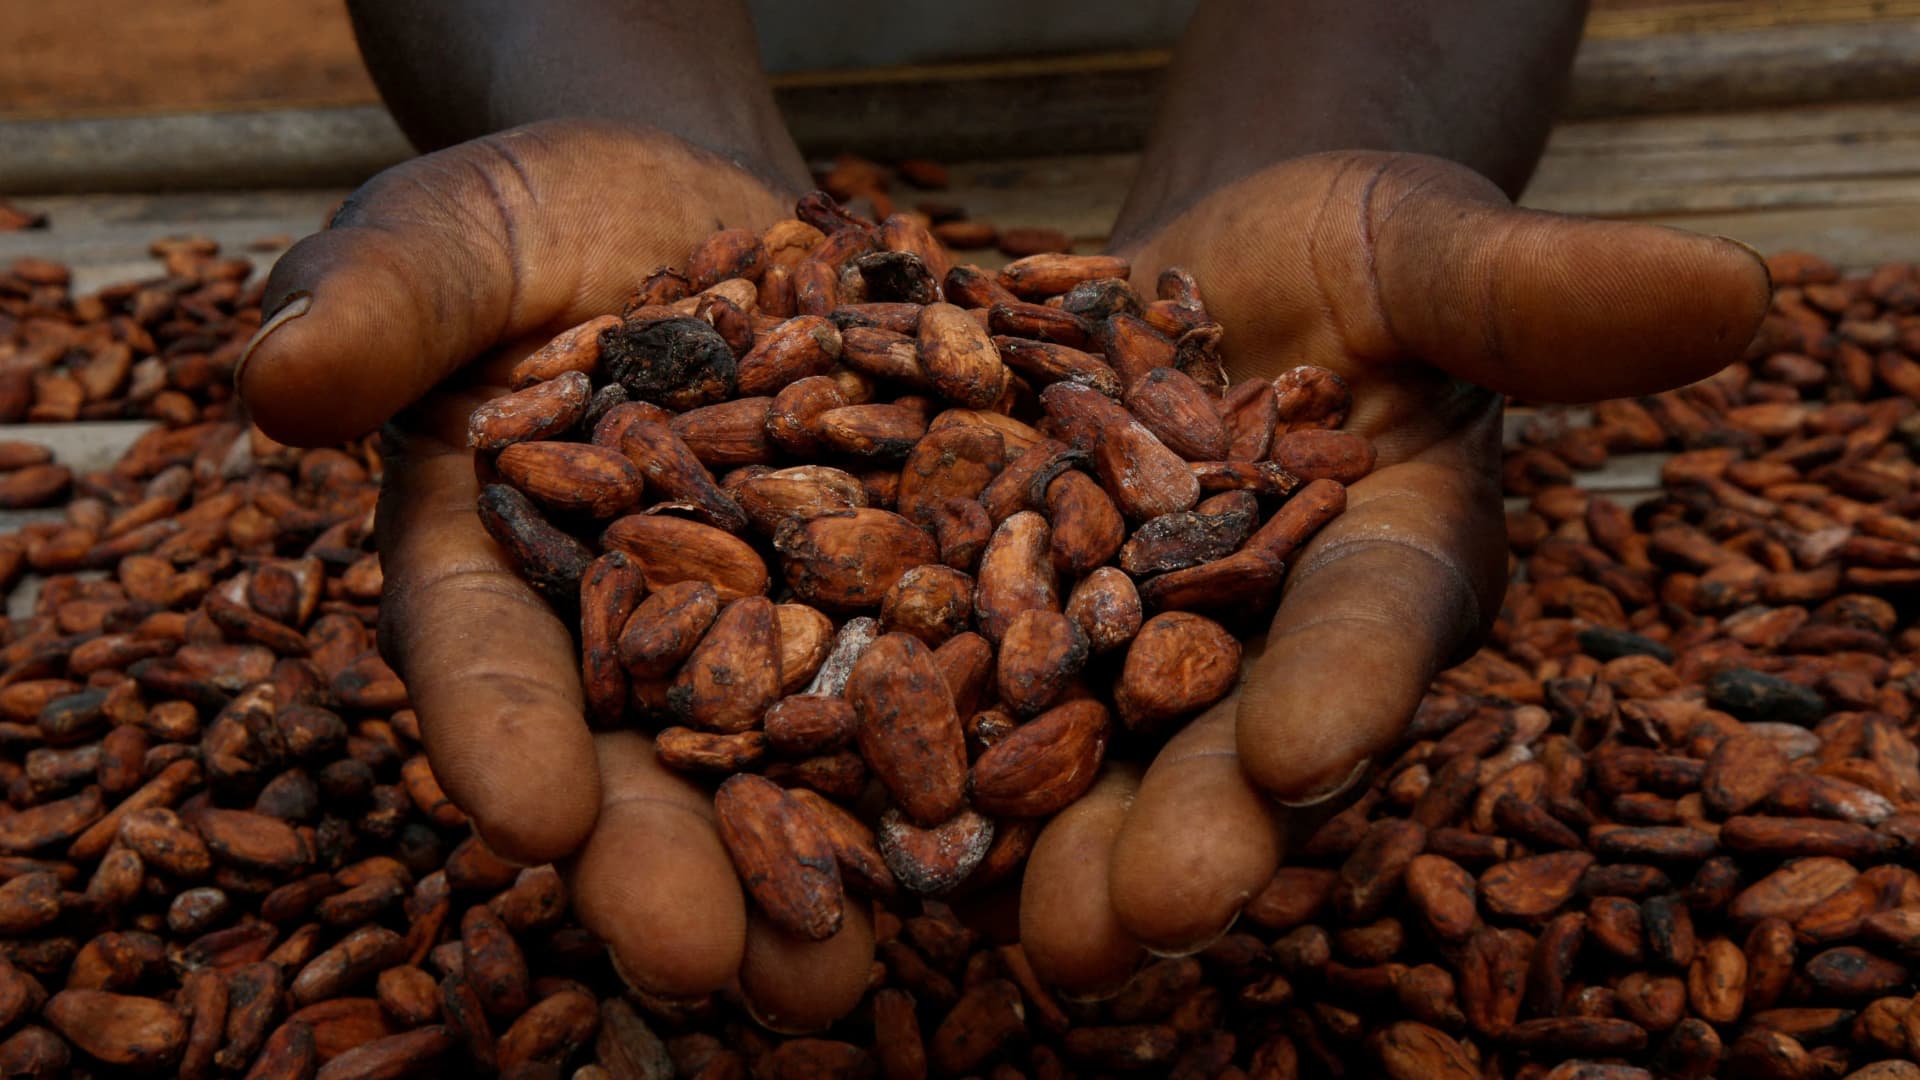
713, 773, 845, 940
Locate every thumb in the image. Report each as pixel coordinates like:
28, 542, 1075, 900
237, 120, 788, 446
1367, 154, 1773, 403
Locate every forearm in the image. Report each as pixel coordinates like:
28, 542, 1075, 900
346, 0, 807, 186
1114, 0, 1588, 244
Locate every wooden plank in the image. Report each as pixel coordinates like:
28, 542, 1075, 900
6, 21, 1920, 190
1536, 127, 1920, 186
0, 191, 343, 294
1505, 489, 1664, 515
1564, 21, 1920, 120
1523, 101, 1920, 220
1586, 0, 1920, 38
1566, 453, 1670, 493
1544, 99, 1920, 149
0, 422, 159, 476
1629, 203, 1920, 269
6, 571, 105, 622
777, 62, 1159, 165
0, 421, 160, 620
1527, 177, 1920, 220
0, 109, 411, 194
934, 154, 1139, 247
1504, 407, 1596, 446
1503, 451, 1670, 510
767, 22, 1920, 160
0, 0, 372, 119
2, 189, 341, 234
1536, 144, 1920, 193
0, 510, 69, 532
2, 0, 1909, 120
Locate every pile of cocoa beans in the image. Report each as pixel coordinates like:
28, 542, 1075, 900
0, 227, 1914, 1080
472, 191, 1370, 938
810, 154, 1063, 258
0, 240, 267, 440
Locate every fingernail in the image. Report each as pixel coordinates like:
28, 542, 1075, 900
1057, 975, 1139, 1005
608, 950, 705, 1010
470, 822, 532, 870
1058, 984, 1129, 1004
608, 951, 650, 995
234, 291, 310, 390
1054, 952, 1149, 1004
1712, 233, 1767, 263
1142, 911, 1240, 959
1276, 756, 1371, 809
1713, 234, 1775, 290
743, 994, 829, 1036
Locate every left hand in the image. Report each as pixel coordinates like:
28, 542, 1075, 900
1019, 151, 1772, 992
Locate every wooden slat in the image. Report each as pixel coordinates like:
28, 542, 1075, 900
1504, 489, 1665, 515
0, 0, 371, 119
2, 0, 1908, 120
0, 190, 340, 293
0, 421, 157, 476
1564, 20, 1920, 120
1544, 99, 1920, 149
1615, 203, 1920, 270
1523, 101, 1920, 228
0, 421, 161, 619
766, 22, 1920, 161
0, 422, 158, 485
1565, 453, 1671, 493
1586, 0, 1920, 38
6, 21, 1920, 190
1503, 407, 1597, 447
0, 109, 411, 194
932, 154, 1139, 247
1528, 177, 1920, 220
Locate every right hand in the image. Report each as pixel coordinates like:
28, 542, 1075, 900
1018, 152, 1771, 994
239, 119, 879, 1030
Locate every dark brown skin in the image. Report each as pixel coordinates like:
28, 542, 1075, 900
1032, 0, 1770, 984
239, 0, 1770, 1020
1112, 0, 1588, 245
344, 0, 805, 184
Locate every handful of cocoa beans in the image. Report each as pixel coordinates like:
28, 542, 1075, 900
472, 191, 1371, 938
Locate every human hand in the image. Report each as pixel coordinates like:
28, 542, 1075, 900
238, 119, 877, 1029
1020, 151, 1772, 993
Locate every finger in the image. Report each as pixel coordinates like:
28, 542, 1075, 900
1362, 154, 1772, 402
565, 731, 747, 999
1143, 152, 1770, 403
1107, 687, 1284, 955
375, 389, 600, 864
1020, 766, 1147, 998
238, 120, 789, 446
738, 904, 876, 1034
1236, 433, 1508, 804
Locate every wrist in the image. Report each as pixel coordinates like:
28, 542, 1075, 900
349, 0, 809, 190
1110, 0, 1586, 248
